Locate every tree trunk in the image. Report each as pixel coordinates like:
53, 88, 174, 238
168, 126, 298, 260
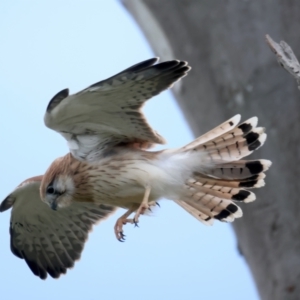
122, 1, 300, 299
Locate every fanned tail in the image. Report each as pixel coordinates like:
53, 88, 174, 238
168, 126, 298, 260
173, 115, 271, 225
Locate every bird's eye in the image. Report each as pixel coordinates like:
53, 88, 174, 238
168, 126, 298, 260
47, 186, 55, 194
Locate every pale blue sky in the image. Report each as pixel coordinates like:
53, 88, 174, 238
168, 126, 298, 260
0, 1, 258, 299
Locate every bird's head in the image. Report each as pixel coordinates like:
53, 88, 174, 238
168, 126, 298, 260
40, 154, 75, 210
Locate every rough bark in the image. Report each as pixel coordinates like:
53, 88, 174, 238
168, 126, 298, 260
122, 1, 300, 299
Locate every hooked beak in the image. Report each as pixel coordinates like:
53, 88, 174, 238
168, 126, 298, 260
51, 201, 57, 211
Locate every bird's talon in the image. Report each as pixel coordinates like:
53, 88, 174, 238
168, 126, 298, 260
118, 233, 125, 242
156, 202, 160, 207
119, 231, 126, 241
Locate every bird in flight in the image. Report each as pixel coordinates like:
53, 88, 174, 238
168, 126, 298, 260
1, 58, 271, 279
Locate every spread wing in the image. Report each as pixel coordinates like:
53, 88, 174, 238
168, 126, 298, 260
0, 177, 117, 279
44, 58, 191, 161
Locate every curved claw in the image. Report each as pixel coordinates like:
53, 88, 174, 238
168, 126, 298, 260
156, 202, 160, 208
118, 231, 126, 242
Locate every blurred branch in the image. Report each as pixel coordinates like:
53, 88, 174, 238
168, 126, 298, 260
266, 34, 300, 89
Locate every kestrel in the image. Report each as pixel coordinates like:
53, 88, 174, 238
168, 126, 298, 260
1, 58, 271, 279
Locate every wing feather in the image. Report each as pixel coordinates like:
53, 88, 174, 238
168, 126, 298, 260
44, 58, 191, 161
0, 177, 117, 279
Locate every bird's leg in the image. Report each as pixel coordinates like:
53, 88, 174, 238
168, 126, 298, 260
133, 185, 151, 225
114, 208, 135, 242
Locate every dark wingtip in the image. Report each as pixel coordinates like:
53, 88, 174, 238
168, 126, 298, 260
123, 58, 159, 73
0, 196, 14, 212
89, 58, 160, 88
46, 88, 69, 113
24, 258, 47, 280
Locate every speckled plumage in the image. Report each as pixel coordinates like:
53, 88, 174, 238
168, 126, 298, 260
1, 58, 271, 279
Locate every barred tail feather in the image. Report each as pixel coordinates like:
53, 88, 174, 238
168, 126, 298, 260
174, 200, 214, 225
172, 115, 272, 225
181, 115, 241, 151
201, 159, 272, 180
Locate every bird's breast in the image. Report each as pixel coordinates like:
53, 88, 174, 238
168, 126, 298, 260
80, 153, 172, 208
